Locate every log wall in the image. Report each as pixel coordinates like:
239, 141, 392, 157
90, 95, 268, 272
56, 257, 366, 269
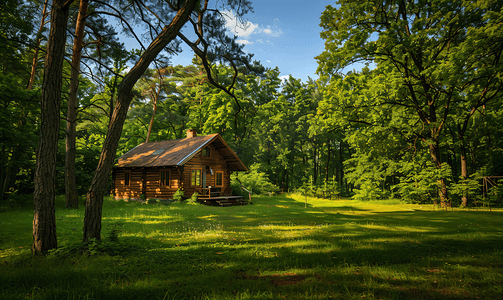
113, 144, 232, 200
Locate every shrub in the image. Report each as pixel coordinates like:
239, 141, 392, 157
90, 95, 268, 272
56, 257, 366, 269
230, 166, 279, 197
189, 192, 199, 204
173, 188, 185, 202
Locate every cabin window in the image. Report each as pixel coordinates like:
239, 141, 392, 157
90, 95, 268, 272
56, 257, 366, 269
124, 171, 130, 186
191, 169, 201, 186
202, 147, 211, 157
160, 170, 170, 187
216, 172, 223, 186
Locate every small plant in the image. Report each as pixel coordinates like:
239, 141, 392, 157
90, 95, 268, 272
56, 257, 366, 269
173, 188, 185, 202
140, 194, 146, 201
106, 222, 124, 242
189, 192, 199, 204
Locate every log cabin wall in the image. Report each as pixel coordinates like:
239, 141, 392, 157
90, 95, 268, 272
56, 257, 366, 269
113, 168, 144, 199
113, 167, 183, 200
182, 144, 231, 197
144, 167, 181, 199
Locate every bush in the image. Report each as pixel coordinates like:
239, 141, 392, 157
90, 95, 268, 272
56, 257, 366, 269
230, 166, 279, 197
0, 194, 33, 211
173, 188, 185, 202
189, 192, 199, 204
484, 185, 503, 208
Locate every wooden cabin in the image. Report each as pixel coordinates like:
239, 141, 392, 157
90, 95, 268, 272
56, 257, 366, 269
112, 129, 248, 201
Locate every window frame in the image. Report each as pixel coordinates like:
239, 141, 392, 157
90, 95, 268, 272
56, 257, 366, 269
191, 169, 202, 187
124, 171, 130, 186
202, 146, 211, 157
160, 170, 170, 187
216, 171, 223, 187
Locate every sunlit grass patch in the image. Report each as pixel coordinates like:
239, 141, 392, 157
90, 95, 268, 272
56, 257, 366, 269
1, 194, 502, 299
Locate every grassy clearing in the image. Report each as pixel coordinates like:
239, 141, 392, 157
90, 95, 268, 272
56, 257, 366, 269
1, 195, 502, 299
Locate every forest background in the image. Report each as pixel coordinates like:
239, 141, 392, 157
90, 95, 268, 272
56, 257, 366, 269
1, 0, 503, 224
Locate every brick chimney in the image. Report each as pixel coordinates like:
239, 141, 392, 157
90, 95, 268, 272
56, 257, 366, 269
186, 129, 197, 138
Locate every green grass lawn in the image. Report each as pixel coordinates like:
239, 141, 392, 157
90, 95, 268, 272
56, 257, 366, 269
1, 195, 502, 299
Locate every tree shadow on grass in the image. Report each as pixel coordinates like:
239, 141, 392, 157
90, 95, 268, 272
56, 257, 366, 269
2, 196, 502, 299
3, 229, 499, 300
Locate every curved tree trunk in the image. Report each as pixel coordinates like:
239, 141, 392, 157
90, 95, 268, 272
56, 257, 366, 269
32, 0, 73, 255
83, 0, 198, 242
66, 0, 89, 209
27, 0, 49, 90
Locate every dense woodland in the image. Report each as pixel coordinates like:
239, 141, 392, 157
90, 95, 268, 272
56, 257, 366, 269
1, 0, 502, 253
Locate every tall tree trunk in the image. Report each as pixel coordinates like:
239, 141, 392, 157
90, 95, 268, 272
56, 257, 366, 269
428, 139, 447, 205
146, 80, 161, 143
460, 142, 468, 206
339, 141, 344, 187
312, 143, 317, 184
146, 103, 157, 143
108, 67, 118, 126
27, 0, 49, 90
325, 139, 331, 182
83, 0, 198, 242
32, 0, 73, 255
65, 0, 88, 209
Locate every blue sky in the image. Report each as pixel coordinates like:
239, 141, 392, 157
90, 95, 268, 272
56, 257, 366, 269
121, 1, 331, 83
220, 0, 331, 82
169, 0, 331, 83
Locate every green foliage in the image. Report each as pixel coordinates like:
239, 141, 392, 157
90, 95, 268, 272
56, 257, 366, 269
173, 188, 185, 202
0, 194, 33, 212
189, 192, 199, 204
450, 173, 483, 206
316, 0, 503, 205
230, 164, 279, 196
105, 222, 124, 242
484, 185, 503, 208
395, 163, 453, 204
319, 176, 340, 200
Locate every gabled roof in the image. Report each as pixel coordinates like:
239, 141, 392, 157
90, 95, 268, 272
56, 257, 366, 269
116, 133, 248, 171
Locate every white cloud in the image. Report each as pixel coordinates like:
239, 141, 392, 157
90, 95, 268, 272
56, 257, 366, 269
236, 39, 253, 45
266, 60, 271, 63
279, 75, 290, 83
222, 11, 282, 39
260, 25, 282, 37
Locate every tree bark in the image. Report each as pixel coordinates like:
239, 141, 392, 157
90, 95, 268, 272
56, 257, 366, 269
83, 0, 198, 242
65, 0, 89, 209
460, 142, 468, 206
32, 0, 73, 255
146, 76, 162, 143
325, 139, 331, 182
428, 139, 447, 205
